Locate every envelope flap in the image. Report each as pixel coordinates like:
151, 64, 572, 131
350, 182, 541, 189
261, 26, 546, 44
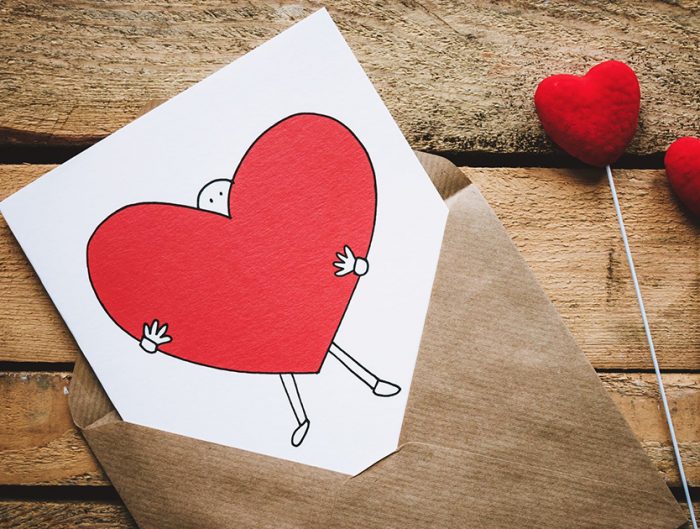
397, 183, 685, 527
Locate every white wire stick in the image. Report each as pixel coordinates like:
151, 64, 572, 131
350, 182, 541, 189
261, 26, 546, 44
606, 164, 697, 529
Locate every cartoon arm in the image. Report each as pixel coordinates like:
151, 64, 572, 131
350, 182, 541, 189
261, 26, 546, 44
140, 320, 172, 353
333, 245, 368, 277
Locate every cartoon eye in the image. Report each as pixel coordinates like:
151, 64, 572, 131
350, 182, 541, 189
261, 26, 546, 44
219, 191, 223, 196
209, 198, 213, 203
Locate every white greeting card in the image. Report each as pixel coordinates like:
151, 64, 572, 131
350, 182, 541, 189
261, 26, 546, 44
1, 9, 447, 475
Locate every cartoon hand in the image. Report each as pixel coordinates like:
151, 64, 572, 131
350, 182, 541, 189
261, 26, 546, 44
140, 320, 172, 353
333, 245, 369, 277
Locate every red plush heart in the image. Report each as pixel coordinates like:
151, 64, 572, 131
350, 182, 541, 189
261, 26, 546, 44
665, 136, 700, 218
534, 60, 640, 167
87, 114, 376, 374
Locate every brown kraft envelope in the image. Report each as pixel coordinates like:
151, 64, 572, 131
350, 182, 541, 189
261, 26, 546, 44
69, 152, 687, 529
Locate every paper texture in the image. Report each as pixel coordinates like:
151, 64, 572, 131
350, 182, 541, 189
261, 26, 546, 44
0, 10, 448, 474
69, 152, 686, 529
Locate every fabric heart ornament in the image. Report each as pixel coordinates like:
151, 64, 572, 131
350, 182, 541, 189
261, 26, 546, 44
87, 113, 376, 374
665, 136, 700, 218
534, 60, 641, 167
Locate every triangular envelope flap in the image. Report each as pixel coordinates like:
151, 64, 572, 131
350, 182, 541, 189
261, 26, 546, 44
68, 155, 684, 529
397, 182, 684, 526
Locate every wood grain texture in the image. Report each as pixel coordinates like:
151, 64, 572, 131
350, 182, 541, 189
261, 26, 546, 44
0, 372, 105, 486
2, 165, 698, 368
0, 501, 136, 529
467, 167, 700, 370
681, 500, 700, 529
0, 1, 698, 154
603, 373, 700, 487
0, 371, 697, 487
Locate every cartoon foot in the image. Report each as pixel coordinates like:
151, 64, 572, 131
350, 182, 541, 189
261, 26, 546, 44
291, 419, 310, 447
373, 380, 401, 397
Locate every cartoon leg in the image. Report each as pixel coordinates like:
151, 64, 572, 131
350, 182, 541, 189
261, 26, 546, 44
279, 374, 310, 447
328, 342, 401, 397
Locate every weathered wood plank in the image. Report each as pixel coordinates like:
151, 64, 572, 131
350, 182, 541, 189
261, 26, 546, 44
680, 499, 700, 529
603, 373, 700, 488
0, 372, 105, 486
0, 1, 697, 154
466, 167, 700, 371
0, 501, 136, 529
0, 372, 697, 487
2, 165, 698, 368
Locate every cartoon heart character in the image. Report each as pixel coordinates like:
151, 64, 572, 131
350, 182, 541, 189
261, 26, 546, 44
87, 113, 400, 446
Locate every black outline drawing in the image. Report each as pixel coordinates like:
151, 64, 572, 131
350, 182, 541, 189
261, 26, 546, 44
86, 113, 401, 448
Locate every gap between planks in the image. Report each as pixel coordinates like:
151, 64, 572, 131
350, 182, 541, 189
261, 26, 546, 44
0, 146, 669, 170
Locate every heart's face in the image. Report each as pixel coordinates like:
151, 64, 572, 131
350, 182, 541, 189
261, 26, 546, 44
665, 136, 700, 218
87, 114, 376, 374
534, 60, 640, 167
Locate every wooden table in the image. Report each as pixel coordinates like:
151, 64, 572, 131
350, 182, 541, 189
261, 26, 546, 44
0, 2, 698, 527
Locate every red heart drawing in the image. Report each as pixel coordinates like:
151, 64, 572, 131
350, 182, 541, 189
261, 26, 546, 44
87, 114, 376, 374
665, 136, 700, 218
534, 60, 640, 167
